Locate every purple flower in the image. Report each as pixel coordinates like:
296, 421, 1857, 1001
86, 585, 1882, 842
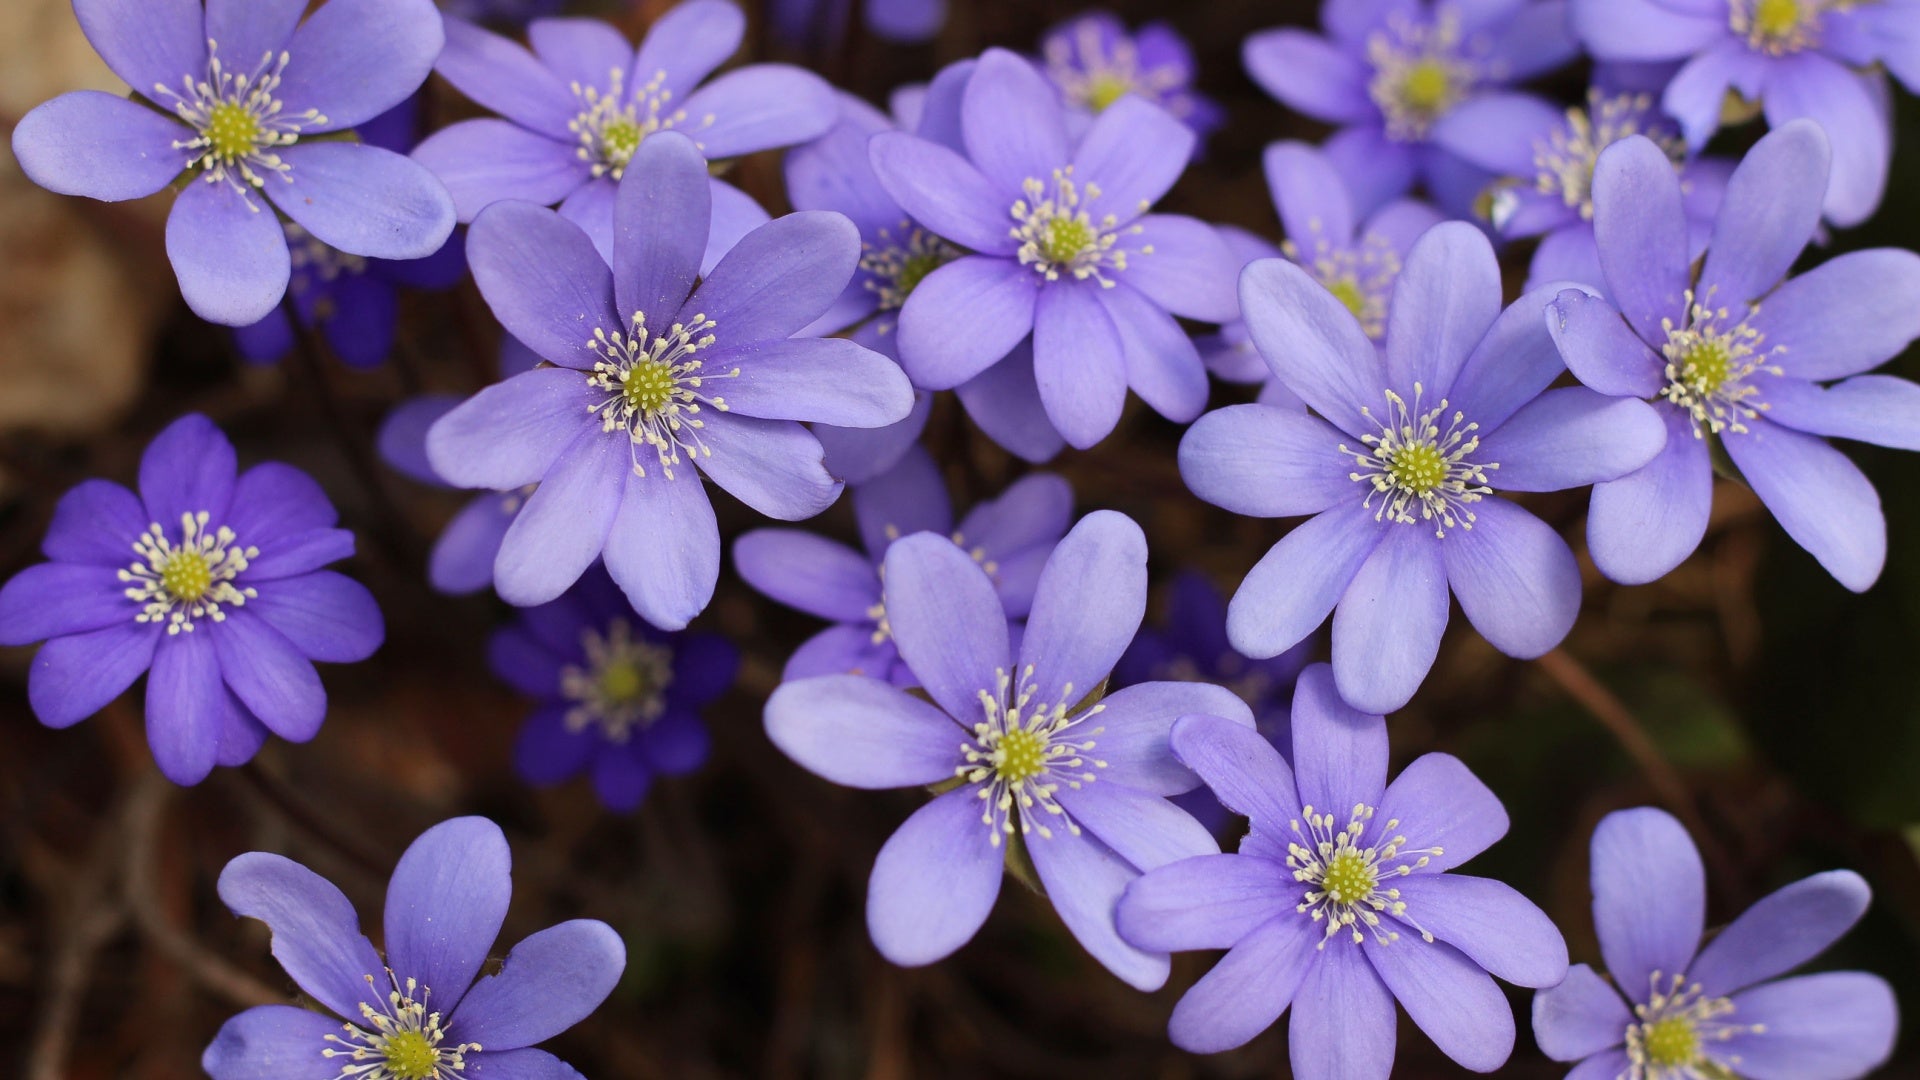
765, 511, 1255, 989
413, 0, 836, 269
1179, 221, 1668, 713
426, 131, 914, 628
1572, 0, 1920, 226
870, 48, 1241, 450
1548, 120, 1920, 591
772, 0, 947, 46
12, 0, 456, 327
203, 816, 625, 1078
1533, 807, 1897, 1080
490, 565, 737, 812
1116, 665, 1569, 1075
0, 414, 382, 785
441, 0, 562, 26
1039, 12, 1225, 142
1245, 0, 1579, 218
736, 443, 1073, 686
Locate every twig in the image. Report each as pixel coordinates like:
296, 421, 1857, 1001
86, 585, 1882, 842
25, 790, 131, 1080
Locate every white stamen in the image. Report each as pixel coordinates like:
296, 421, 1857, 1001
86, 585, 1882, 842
586, 310, 737, 479
1341, 384, 1496, 537
1287, 803, 1441, 948
154, 41, 326, 205
322, 971, 480, 1079
1010, 167, 1148, 287
958, 665, 1107, 845
559, 619, 673, 743
1659, 289, 1784, 437
119, 511, 258, 635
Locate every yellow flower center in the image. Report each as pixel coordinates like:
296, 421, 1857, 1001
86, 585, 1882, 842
1342, 386, 1496, 537
1754, 0, 1803, 37
1680, 338, 1734, 397
1326, 276, 1371, 322
382, 1031, 441, 1080
599, 114, 645, 169
159, 548, 214, 603
1085, 72, 1133, 112
1399, 60, 1453, 113
1011, 168, 1141, 286
621, 359, 678, 414
204, 100, 264, 161
560, 620, 675, 743
597, 660, 648, 706
1321, 849, 1379, 905
995, 726, 1048, 783
1387, 442, 1447, 496
1043, 216, 1098, 266
1642, 1015, 1702, 1069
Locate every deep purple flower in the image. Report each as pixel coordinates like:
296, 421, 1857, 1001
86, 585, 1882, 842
771, 0, 948, 47
203, 816, 625, 1078
1117, 665, 1569, 1076
765, 511, 1255, 989
1548, 120, 1920, 590
414, 0, 836, 269
1039, 12, 1225, 142
442, 0, 562, 26
736, 444, 1072, 686
1244, 0, 1579, 218
1572, 0, 1920, 226
1179, 221, 1668, 713
1533, 807, 1897, 1080
427, 132, 914, 628
12, 0, 456, 327
869, 48, 1241, 450
490, 565, 737, 812
0, 414, 382, 785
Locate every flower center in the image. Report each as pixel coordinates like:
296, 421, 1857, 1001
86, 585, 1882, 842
323, 973, 480, 1080
569, 68, 701, 180
959, 665, 1108, 845
560, 619, 673, 742
1043, 19, 1186, 116
1530, 92, 1684, 222
1288, 803, 1440, 947
1660, 291, 1783, 438
1368, 13, 1479, 141
1341, 385, 1496, 537
1624, 972, 1763, 1078
155, 43, 325, 200
1734, 0, 1835, 53
1010, 167, 1146, 287
1286, 233, 1402, 341
587, 310, 737, 479
860, 224, 960, 315
121, 512, 258, 634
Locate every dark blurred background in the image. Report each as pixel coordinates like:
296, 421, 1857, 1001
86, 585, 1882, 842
4, 0, 1920, 1076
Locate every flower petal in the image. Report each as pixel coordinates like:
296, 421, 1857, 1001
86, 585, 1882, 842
1331, 526, 1448, 715
383, 817, 510, 1012
1440, 498, 1582, 659
1723, 418, 1885, 593
711, 338, 913, 428
1449, 282, 1584, 431
467, 201, 619, 372
1367, 936, 1517, 1073
1766, 374, 1920, 451
1385, 222, 1503, 398
1169, 712, 1302, 836
633, 0, 746, 100
689, 211, 860, 345
897, 257, 1039, 389
612, 132, 708, 332
1288, 941, 1398, 1080
1688, 871, 1872, 997
0, 564, 133, 646
1117, 853, 1295, 952
681, 64, 838, 159
1019, 510, 1146, 706
27, 621, 159, 729
426, 370, 597, 492
212, 609, 325, 742
513, 707, 595, 785
247, 571, 383, 664
1072, 97, 1193, 223
526, 16, 633, 95
42, 480, 147, 566
1239, 257, 1384, 436
1547, 289, 1665, 399
145, 629, 223, 785
961, 49, 1069, 193
216, 851, 384, 1020
1122, 214, 1241, 323
201, 1005, 338, 1080
276, 0, 443, 132
1698, 119, 1829, 306
430, 495, 518, 596
1590, 807, 1704, 1005
1762, 62, 1887, 228
732, 530, 876, 621
694, 414, 842, 521
1718, 972, 1898, 1080
867, 133, 1018, 256
72, 0, 205, 103
1226, 502, 1385, 660
1168, 911, 1322, 1052
1289, 663, 1389, 813
11, 91, 189, 201
1092, 681, 1255, 796
271, 142, 454, 261
1750, 248, 1920, 381
955, 345, 1067, 464
1034, 283, 1128, 449
1587, 405, 1713, 585
166, 181, 291, 327
433, 17, 579, 139
1531, 962, 1632, 1062
140, 414, 238, 528
1592, 135, 1689, 344
1481, 389, 1667, 492
226, 463, 338, 545
866, 787, 1003, 966
1389, 874, 1567, 988
411, 121, 585, 223
766, 674, 962, 789
881, 531, 1008, 721
447, 920, 625, 1051
1243, 29, 1375, 124
493, 436, 626, 606
1264, 140, 1356, 249
1061, 780, 1219, 874
1375, 752, 1509, 874
851, 444, 951, 557
1028, 826, 1168, 990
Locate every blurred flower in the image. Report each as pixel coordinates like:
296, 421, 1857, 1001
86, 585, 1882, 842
870, 48, 1240, 450
0, 414, 381, 785
1040, 12, 1223, 142
735, 444, 1072, 686
772, 0, 947, 47
491, 565, 737, 811
1549, 121, 1920, 591
1179, 222, 1667, 714
1244, 0, 1578, 219
441, 0, 562, 26
1571, 0, 1920, 226
203, 817, 625, 1078
1533, 807, 1897, 1080
765, 512, 1255, 990
414, 0, 835, 268
1117, 665, 1568, 1073
12, 0, 456, 326
426, 132, 913, 628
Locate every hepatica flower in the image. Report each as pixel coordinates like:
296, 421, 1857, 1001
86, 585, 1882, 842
414, 0, 836, 268
1039, 12, 1224, 141
1534, 807, 1897, 1080
870, 48, 1241, 450
765, 512, 1256, 989
1572, 0, 1920, 226
1180, 221, 1667, 714
427, 132, 913, 629
203, 817, 625, 1079
491, 566, 737, 812
736, 444, 1072, 686
1117, 665, 1568, 1077
771, 0, 948, 47
1548, 121, 1920, 590
0, 415, 381, 786
1245, 0, 1578, 218
12, 0, 456, 327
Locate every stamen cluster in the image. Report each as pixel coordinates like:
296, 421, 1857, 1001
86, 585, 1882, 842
1366, 12, 1479, 141
1284, 233, 1401, 340
155, 43, 326, 200
1534, 91, 1683, 220
1732, 0, 1837, 55
587, 310, 736, 479
559, 619, 675, 742
958, 665, 1107, 845
120, 512, 258, 634
859, 224, 960, 314
1659, 291, 1783, 437
322, 972, 480, 1080
1342, 385, 1497, 537
569, 68, 696, 180
1287, 802, 1440, 948
1042, 22, 1182, 114
1010, 167, 1146, 287
1623, 972, 1760, 1079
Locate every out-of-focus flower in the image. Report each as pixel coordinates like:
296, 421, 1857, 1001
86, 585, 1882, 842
1179, 222, 1667, 713
1549, 121, 1920, 590
1244, 0, 1578, 218
1117, 665, 1568, 1075
442, 0, 562, 26
1040, 12, 1224, 142
427, 132, 913, 628
0, 414, 382, 784
1534, 807, 1897, 1080
490, 565, 737, 812
414, 0, 836, 268
765, 512, 1255, 990
772, 0, 948, 48
735, 444, 1072, 686
203, 817, 625, 1078
870, 48, 1240, 450
12, 0, 456, 326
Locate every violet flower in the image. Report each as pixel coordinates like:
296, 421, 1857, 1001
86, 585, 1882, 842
12, 0, 456, 327
1571, 0, 1920, 226
1244, 0, 1579, 218
441, 0, 562, 26
203, 817, 625, 1078
1548, 121, 1920, 590
426, 131, 914, 628
772, 0, 948, 48
1039, 12, 1225, 142
1179, 221, 1668, 713
870, 48, 1241, 450
1116, 665, 1569, 1075
765, 511, 1255, 989
413, 0, 836, 269
735, 444, 1072, 686
0, 414, 382, 785
491, 565, 737, 812
1533, 807, 1897, 1080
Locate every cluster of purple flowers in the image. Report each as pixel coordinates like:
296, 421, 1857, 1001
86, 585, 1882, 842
6, 0, 1918, 1075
